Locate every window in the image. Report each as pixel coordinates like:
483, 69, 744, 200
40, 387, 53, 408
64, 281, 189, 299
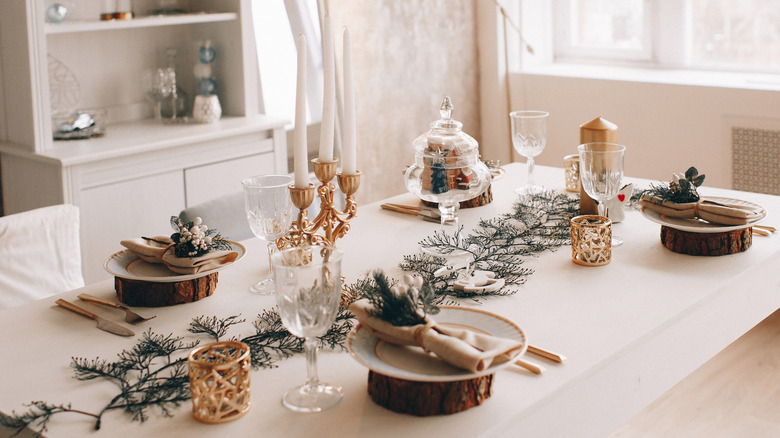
252, 0, 323, 127
690, 0, 780, 72
555, 0, 651, 62
550, 0, 780, 73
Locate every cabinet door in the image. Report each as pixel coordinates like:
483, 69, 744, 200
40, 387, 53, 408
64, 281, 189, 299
184, 151, 276, 207
80, 171, 185, 283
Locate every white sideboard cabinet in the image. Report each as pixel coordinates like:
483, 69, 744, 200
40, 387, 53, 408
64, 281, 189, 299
0, 0, 288, 283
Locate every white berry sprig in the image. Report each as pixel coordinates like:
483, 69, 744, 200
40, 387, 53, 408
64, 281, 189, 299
169, 216, 230, 257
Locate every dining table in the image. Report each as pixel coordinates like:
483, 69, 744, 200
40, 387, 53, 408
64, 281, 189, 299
2, 162, 780, 438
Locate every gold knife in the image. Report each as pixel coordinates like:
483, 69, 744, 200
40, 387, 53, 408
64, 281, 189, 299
55, 298, 135, 337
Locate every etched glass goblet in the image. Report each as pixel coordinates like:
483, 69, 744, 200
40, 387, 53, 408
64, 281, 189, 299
272, 245, 343, 412
242, 174, 294, 295
510, 110, 549, 195
578, 142, 626, 246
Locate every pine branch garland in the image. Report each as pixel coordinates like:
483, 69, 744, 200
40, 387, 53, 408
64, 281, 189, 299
400, 190, 577, 299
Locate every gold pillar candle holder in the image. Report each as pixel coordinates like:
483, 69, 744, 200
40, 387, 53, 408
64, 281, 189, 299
188, 341, 251, 424
280, 183, 327, 248
564, 154, 580, 192
570, 215, 612, 266
279, 158, 360, 249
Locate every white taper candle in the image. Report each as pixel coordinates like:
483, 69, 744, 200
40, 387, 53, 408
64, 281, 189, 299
319, 14, 335, 162
294, 34, 309, 188
342, 27, 357, 175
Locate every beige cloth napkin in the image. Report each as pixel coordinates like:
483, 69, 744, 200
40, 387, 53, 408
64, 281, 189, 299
120, 236, 172, 263
160, 247, 238, 275
120, 236, 237, 275
350, 299, 524, 373
639, 195, 763, 226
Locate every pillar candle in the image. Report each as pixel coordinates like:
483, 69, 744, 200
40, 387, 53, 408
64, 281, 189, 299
294, 34, 310, 188
342, 27, 357, 175
319, 14, 335, 162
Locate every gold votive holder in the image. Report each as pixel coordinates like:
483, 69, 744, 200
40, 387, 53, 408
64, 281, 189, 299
337, 171, 361, 195
313, 158, 338, 182
188, 341, 251, 424
289, 184, 316, 210
570, 215, 612, 266
564, 154, 580, 192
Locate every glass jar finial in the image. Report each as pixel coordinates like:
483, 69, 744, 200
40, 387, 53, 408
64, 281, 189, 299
439, 96, 453, 120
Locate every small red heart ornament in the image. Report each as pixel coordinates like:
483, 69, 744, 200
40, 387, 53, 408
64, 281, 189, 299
618, 194, 626, 202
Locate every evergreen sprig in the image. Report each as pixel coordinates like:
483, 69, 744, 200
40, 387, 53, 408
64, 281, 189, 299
187, 309, 355, 369
400, 190, 577, 299
188, 314, 246, 341
641, 166, 706, 203
1, 330, 197, 436
360, 271, 439, 326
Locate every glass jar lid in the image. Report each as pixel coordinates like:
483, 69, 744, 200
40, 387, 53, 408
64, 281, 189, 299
412, 96, 479, 158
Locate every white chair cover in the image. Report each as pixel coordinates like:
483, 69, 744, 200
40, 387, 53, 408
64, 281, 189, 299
0, 204, 84, 309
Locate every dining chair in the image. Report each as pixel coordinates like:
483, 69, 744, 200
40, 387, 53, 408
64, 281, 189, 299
179, 189, 330, 243
179, 192, 254, 242
0, 204, 85, 309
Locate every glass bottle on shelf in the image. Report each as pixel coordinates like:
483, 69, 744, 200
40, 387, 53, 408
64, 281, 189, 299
159, 47, 189, 121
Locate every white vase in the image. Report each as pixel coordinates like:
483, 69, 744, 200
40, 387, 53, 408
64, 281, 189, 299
193, 95, 221, 124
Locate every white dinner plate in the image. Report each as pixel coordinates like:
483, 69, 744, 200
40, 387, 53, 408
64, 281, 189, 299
346, 306, 527, 382
640, 196, 767, 233
104, 240, 246, 282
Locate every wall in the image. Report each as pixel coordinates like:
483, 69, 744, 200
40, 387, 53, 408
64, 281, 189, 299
327, 0, 481, 203
510, 72, 780, 190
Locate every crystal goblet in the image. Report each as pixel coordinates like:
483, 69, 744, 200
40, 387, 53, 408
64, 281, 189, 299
578, 142, 626, 246
510, 110, 549, 195
272, 245, 343, 412
242, 175, 295, 295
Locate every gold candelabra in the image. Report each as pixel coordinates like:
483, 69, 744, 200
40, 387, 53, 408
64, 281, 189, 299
278, 158, 361, 249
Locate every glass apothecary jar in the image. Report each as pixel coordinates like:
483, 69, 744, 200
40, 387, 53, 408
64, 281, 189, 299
404, 97, 490, 225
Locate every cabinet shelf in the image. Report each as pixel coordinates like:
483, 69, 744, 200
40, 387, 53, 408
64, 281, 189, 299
31, 115, 288, 166
45, 12, 238, 35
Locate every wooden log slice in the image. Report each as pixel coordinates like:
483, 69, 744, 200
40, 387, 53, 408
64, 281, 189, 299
115, 272, 219, 307
660, 226, 752, 256
367, 370, 494, 416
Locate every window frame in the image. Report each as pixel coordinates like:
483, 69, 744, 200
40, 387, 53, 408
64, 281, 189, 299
553, 0, 655, 64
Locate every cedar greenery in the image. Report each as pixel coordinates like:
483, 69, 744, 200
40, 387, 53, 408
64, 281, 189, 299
0, 330, 196, 436
642, 166, 706, 204
400, 190, 577, 301
360, 271, 439, 327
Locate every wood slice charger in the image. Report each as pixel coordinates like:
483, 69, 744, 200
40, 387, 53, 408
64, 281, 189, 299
115, 273, 219, 307
660, 226, 752, 256
367, 371, 494, 416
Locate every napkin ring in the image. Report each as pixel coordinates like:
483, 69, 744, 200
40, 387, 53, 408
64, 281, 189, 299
413, 321, 437, 353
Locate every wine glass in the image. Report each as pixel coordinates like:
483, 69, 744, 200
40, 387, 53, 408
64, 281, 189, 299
510, 110, 549, 194
578, 142, 626, 246
242, 174, 294, 295
143, 68, 171, 120
272, 245, 343, 412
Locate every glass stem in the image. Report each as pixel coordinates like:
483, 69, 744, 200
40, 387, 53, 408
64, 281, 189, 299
303, 337, 320, 391
266, 242, 276, 280
597, 201, 608, 218
527, 157, 535, 188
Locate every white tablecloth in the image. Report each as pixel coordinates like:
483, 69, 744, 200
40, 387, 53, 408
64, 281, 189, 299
2, 163, 780, 438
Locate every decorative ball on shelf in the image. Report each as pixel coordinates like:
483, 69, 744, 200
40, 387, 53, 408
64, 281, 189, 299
198, 77, 217, 96
46, 3, 69, 23
198, 42, 217, 64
